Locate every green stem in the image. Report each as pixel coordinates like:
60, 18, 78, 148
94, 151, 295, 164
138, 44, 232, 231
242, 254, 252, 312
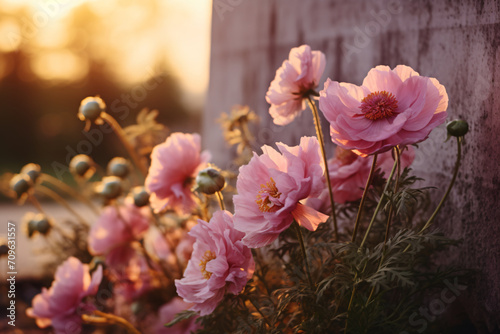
247, 297, 272, 328
359, 157, 398, 250
40, 173, 99, 214
215, 191, 225, 211
383, 147, 401, 244
292, 221, 314, 289
351, 154, 378, 242
35, 185, 90, 227
420, 137, 462, 233
101, 112, 148, 177
306, 96, 339, 241
365, 149, 402, 308
344, 283, 357, 333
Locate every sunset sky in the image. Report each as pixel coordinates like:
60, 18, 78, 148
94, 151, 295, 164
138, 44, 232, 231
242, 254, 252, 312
0, 0, 212, 108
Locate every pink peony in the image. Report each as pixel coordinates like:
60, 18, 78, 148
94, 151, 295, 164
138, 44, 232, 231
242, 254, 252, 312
26, 257, 102, 334
112, 250, 155, 302
88, 201, 150, 262
175, 210, 254, 316
319, 65, 448, 156
146, 132, 210, 214
329, 146, 415, 204
233, 136, 329, 248
155, 297, 200, 334
266, 45, 326, 125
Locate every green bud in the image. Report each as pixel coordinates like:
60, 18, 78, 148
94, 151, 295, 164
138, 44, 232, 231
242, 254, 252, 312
70, 154, 95, 178
130, 186, 150, 207
0, 244, 8, 256
10, 174, 31, 199
196, 168, 225, 195
78, 96, 106, 122
23, 213, 51, 237
107, 157, 131, 179
21, 163, 41, 183
131, 301, 145, 316
34, 215, 51, 235
95, 176, 123, 200
26, 219, 37, 238
446, 120, 469, 138
90, 256, 106, 272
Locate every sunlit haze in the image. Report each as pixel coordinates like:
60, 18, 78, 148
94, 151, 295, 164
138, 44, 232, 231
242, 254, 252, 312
0, 0, 212, 108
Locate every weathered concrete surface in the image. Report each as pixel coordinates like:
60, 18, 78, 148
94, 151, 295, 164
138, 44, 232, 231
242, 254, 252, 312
204, 0, 500, 331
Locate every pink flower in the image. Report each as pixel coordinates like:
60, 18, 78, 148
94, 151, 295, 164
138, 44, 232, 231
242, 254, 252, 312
155, 297, 200, 334
88, 201, 150, 261
319, 65, 448, 156
26, 257, 102, 334
329, 146, 415, 204
112, 250, 155, 302
146, 132, 210, 214
266, 45, 326, 125
175, 210, 254, 316
233, 136, 329, 248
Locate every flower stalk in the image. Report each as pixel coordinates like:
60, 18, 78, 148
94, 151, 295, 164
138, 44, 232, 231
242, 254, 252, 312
351, 154, 378, 243
384, 146, 401, 244
306, 96, 339, 241
100, 112, 148, 177
292, 221, 314, 289
215, 191, 225, 211
420, 137, 462, 233
40, 173, 99, 214
83, 310, 141, 334
359, 157, 398, 250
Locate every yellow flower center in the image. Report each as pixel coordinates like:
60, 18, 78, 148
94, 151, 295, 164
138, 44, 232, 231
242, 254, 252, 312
256, 177, 282, 212
359, 90, 398, 120
199, 250, 216, 280
335, 147, 358, 165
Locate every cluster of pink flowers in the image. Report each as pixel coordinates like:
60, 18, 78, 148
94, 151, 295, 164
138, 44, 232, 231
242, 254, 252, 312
328, 146, 415, 205
27, 257, 102, 334
175, 210, 255, 315
88, 200, 150, 265
233, 136, 328, 248
26, 43, 450, 333
146, 132, 210, 215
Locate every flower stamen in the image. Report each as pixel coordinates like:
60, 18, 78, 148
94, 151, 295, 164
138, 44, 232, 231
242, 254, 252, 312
199, 250, 216, 280
256, 177, 282, 212
358, 91, 398, 120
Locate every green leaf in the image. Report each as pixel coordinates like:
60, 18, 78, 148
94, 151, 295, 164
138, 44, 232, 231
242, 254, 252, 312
165, 310, 197, 327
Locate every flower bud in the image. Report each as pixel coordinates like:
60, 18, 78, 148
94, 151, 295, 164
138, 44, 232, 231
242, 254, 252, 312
35, 215, 51, 235
107, 157, 131, 179
10, 174, 32, 199
78, 96, 106, 122
95, 176, 123, 200
90, 256, 106, 272
446, 120, 469, 138
0, 243, 8, 256
196, 168, 225, 195
23, 213, 51, 237
130, 186, 150, 207
26, 217, 37, 238
70, 154, 95, 178
131, 301, 145, 316
21, 163, 41, 183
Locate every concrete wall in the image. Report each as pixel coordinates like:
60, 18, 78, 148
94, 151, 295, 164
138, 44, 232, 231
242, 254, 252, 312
204, 0, 500, 331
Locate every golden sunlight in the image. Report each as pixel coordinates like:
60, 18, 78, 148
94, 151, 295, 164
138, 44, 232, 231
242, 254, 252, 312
0, 0, 212, 105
